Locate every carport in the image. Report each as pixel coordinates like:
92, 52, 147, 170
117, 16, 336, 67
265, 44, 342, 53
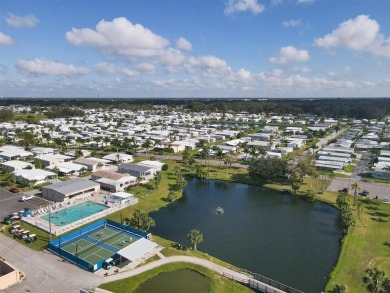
116, 238, 158, 266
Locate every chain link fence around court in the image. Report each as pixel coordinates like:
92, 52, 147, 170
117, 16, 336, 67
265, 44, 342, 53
48, 219, 150, 271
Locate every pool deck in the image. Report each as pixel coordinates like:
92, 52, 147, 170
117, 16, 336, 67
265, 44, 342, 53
21, 192, 138, 235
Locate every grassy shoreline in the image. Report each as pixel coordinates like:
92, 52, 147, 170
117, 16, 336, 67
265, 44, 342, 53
3, 158, 389, 292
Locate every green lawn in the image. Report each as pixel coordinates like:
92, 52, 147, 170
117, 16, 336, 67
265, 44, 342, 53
2, 158, 388, 292
99, 262, 253, 293
326, 198, 390, 292
343, 164, 355, 173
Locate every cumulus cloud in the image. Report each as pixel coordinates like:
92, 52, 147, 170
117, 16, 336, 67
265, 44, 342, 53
269, 46, 310, 64
5, 13, 39, 28
283, 19, 302, 27
315, 15, 390, 58
177, 37, 192, 51
224, 0, 264, 15
0, 32, 14, 45
95, 62, 117, 74
136, 63, 156, 74
66, 17, 170, 58
122, 68, 139, 77
16, 58, 88, 76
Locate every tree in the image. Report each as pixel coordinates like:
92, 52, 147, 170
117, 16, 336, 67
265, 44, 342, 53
248, 157, 288, 181
292, 153, 316, 183
136, 176, 143, 186
0, 109, 14, 122
75, 149, 83, 158
381, 165, 390, 182
167, 190, 179, 202
351, 181, 360, 205
187, 229, 203, 250
182, 149, 191, 162
291, 182, 301, 196
195, 164, 207, 180
115, 153, 122, 164
312, 172, 334, 194
363, 268, 390, 293
142, 138, 153, 155
130, 210, 155, 231
154, 171, 162, 189
327, 283, 347, 293
215, 147, 224, 170
336, 192, 350, 213
305, 190, 317, 203
224, 155, 232, 173
129, 137, 138, 155
17, 131, 36, 149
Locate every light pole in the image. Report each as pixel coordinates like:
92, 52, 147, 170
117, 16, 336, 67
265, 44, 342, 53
75, 244, 79, 266
49, 206, 52, 242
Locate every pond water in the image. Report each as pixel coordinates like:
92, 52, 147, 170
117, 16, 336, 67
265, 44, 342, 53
134, 269, 210, 293
150, 178, 341, 292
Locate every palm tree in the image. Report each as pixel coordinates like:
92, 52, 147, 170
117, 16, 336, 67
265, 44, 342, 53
224, 155, 232, 173
115, 153, 122, 164
142, 138, 153, 155
187, 229, 203, 250
129, 136, 138, 155
215, 147, 224, 170
382, 165, 390, 182
351, 182, 360, 205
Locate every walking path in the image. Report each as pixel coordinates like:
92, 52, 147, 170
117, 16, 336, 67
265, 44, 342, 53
0, 232, 286, 293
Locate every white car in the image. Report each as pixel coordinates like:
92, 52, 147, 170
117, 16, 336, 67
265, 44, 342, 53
21, 195, 35, 202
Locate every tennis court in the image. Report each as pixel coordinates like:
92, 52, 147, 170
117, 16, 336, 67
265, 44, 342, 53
49, 219, 149, 271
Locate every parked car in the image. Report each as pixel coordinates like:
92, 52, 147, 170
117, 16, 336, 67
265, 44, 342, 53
3, 214, 20, 224
26, 234, 37, 243
361, 190, 369, 196
342, 187, 349, 193
20, 195, 35, 202
9, 187, 20, 193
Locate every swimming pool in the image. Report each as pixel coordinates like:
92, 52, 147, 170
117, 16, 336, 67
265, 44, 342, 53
40, 201, 109, 227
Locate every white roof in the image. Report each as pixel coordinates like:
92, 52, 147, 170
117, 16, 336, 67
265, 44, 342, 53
14, 169, 55, 181
102, 153, 133, 161
2, 160, 33, 168
111, 191, 134, 199
117, 237, 158, 262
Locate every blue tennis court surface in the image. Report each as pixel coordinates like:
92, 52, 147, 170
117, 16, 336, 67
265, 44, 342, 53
41, 201, 109, 226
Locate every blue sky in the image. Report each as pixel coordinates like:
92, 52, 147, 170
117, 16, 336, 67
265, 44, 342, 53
0, 0, 389, 98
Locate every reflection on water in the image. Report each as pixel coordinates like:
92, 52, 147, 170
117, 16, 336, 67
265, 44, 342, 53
151, 178, 341, 292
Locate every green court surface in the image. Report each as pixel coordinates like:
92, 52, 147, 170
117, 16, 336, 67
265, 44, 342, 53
62, 239, 113, 265
89, 228, 137, 249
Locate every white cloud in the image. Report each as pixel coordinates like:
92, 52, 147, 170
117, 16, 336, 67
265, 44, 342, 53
224, 0, 264, 15
185, 55, 230, 78
0, 32, 14, 45
136, 63, 156, 74
122, 68, 139, 77
177, 37, 192, 51
16, 58, 88, 76
160, 48, 187, 67
315, 15, 390, 58
5, 13, 39, 28
66, 17, 170, 58
95, 62, 117, 74
269, 46, 310, 64
283, 19, 302, 27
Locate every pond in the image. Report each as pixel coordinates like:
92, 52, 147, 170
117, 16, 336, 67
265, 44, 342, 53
150, 178, 341, 292
134, 269, 210, 293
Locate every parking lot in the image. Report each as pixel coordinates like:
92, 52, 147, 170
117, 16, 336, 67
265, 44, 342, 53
0, 188, 53, 227
329, 178, 390, 200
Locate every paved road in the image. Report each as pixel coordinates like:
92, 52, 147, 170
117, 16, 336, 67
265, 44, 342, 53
351, 151, 370, 180
0, 234, 100, 293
